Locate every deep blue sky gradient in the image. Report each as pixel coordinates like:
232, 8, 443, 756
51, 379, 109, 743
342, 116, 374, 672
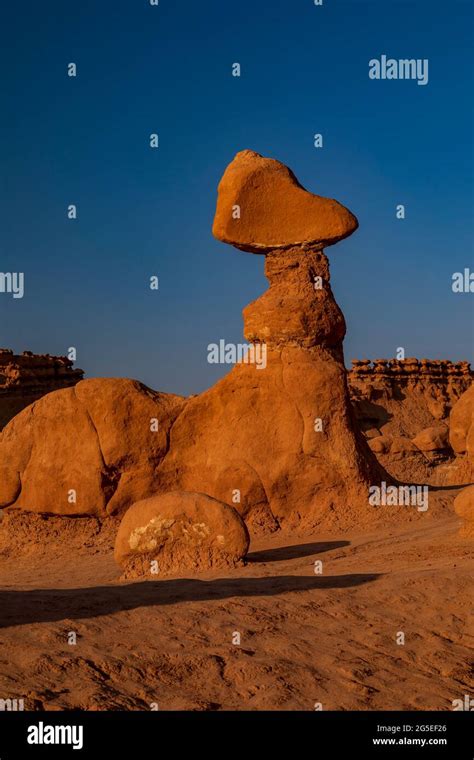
1, 0, 473, 395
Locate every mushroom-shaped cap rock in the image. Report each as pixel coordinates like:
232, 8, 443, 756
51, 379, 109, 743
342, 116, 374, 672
212, 149, 358, 253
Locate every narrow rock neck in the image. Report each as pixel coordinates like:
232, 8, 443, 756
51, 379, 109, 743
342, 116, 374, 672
243, 247, 346, 349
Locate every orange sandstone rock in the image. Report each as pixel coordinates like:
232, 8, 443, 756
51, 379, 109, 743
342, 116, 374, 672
412, 424, 449, 452
0, 379, 186, 516
449, 384, 474, 457
444, 384, 474, 486
243, 248, 346, 348
369, 436, 392, 455
390, 436, 419, 454
155, 245, 384, 531
212, 150, 358, 253
454, 485, 474, 538
114, 491, 249, 577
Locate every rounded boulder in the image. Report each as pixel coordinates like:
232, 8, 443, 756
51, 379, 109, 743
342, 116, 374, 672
114, 491, 250, 578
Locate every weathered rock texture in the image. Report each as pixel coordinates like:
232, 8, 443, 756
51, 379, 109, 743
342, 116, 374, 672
449, 384, 474, 456
0, 379, 186, 516
0, 348, 84, 430
446, 385, 474, 485
349, 359, 473, 483
212, 149, 358, 253
154, 246, 384, 532
115, 491, 249, 577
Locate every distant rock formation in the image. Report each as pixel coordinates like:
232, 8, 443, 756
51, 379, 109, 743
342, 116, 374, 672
348, 358, 473, 483
349, 357, 471, 391
0, 349, 84, 429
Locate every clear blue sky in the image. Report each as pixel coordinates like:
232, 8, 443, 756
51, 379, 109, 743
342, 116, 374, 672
1, 0, 473, 395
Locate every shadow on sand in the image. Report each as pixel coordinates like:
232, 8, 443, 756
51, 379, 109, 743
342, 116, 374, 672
0, 571, 380, 629
246, 540, 349, 563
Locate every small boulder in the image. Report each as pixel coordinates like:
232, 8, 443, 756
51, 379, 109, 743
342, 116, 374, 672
390, 436, 419, 454
412, 424, 449, 452
114, 491, 250, 578
364, 427, 382, 439
368, 436, 392, 454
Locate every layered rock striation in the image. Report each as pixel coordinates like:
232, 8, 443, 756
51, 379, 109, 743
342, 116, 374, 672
348, 358, 473, 483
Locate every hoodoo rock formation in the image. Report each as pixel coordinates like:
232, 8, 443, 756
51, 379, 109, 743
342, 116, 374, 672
1, 150, 440, 550
0, 349, 84, 429
153, 151, 384, 531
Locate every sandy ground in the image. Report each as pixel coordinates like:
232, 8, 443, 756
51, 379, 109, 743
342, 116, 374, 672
0, 493, 472, 711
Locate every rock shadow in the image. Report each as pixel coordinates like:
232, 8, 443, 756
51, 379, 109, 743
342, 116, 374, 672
0, 572, 380, 629
246, 540, 349, 563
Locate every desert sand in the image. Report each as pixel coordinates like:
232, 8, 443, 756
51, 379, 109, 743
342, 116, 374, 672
0, 489, 472, 711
